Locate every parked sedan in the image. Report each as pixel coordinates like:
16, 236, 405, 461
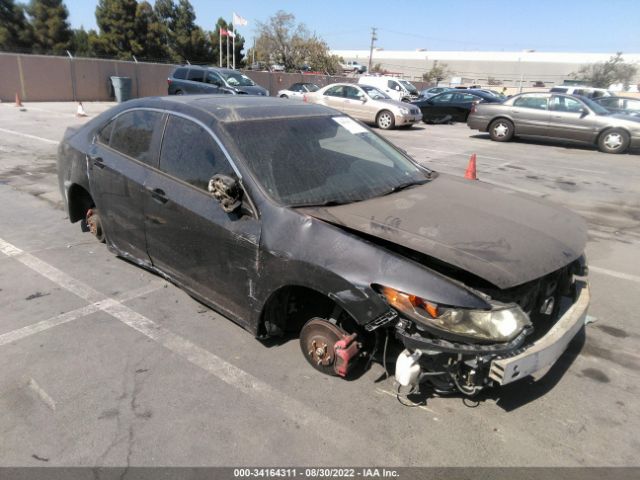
57, 95, 589, 397
413, 90, 503, 123
304, 83, 422, 129
468, 92, 640, 153
593, 96, 640, 118
277, 82, 320, 99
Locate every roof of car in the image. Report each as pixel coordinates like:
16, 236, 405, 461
122, 95, 338, 123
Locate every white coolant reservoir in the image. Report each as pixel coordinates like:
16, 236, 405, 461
395, 349, 422, 387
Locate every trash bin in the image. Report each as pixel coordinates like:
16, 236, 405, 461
110, 76, 132, 103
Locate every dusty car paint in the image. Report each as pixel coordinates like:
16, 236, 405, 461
57, 95, 590, 397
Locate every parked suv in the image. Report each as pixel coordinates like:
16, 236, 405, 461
549, 86, 615, 99
168, 66, 269, 96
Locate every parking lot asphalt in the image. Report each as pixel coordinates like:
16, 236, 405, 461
1, 102, 639, 467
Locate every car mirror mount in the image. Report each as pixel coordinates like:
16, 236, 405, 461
579, 108, 589, 118
208, 174, 243, 213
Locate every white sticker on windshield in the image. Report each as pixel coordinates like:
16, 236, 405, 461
332, 116, 368, 135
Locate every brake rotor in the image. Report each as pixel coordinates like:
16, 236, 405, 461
299, 318, 347, 376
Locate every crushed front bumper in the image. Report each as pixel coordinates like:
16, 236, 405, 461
394, 280, 590, 390
489, 281, 590, 385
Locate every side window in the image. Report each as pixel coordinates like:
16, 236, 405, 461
290, 84, 302, 92
109, 110, 163, 165
324, 86, 344, 97
97, 120, 114, 145
625, 99, 640, 111
344, 86, 364, 100
514, 95, 549, 110
206, 72, 223, 86
187, 69, 205, 82
159, 115, 234, 191
551, 96, 583, 113
387, 80, 399, 90
597, 97, 617, 108
173, 68, 188, 80
432, 92, 454, 103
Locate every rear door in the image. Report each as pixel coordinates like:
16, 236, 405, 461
143, 114, 261, 323
511, 93, 550, 135
424, 92, 455, 120
549, 95, 599, 142
321, 85, 348, 112
88, 109, 165, 262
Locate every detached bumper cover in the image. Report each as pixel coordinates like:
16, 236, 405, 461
489, 281, 590, 385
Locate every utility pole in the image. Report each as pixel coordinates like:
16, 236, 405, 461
368, 27, 377, 73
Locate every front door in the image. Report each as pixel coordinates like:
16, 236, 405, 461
143, 114, 261, 323
88, 109, 165, 262
549, 95, 598, 142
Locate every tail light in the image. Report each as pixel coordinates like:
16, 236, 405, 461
470, 101, 479, 114
303, 94, 307, 103
167, 78, 172, 86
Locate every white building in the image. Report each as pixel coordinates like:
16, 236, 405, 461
332, 50, 640, 88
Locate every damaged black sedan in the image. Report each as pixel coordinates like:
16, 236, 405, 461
57, 96, 590, 396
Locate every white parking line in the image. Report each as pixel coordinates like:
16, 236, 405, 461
0, 283, 162, 347
590, 266, 640, 284
0, 127, 58, 145
0, 236, 392, 457
27, 378, 57, 411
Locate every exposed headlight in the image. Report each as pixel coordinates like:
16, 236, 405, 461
379, 286, 530, 342
399, 107, 410, 114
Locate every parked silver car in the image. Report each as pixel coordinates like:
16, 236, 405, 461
305, 83, 422, 129
467, 92, 640, 153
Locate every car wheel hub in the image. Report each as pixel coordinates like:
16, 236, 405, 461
379, 114, 392, 128
300, 318, 348, 374
494, 123, 508, 137
604, 133, 622, 149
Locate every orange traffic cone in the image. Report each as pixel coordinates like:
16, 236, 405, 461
464, 153, 477, 180
14, 92, 23, 108
76, 102, 88, 117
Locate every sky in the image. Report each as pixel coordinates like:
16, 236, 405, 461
66, 0, 640, 53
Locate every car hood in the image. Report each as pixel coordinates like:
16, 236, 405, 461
300, 173, 587, 289
610, 113, 640, 124
234, 85, 269, 95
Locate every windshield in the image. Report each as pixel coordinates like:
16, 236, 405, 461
220, 71, 255, 87
223, 116, 431, 207
579, 96, 612, 115
361, 85, 391, 100
305, 84, 320, 92
399, 80, 419, 94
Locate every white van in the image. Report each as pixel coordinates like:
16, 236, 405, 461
549, 86, 615, 99
357, 76, 420, 102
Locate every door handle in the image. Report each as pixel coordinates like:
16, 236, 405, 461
89, 154, 105, 169
148, 188, 168, 204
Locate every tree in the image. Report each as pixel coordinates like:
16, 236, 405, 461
171, 0, 211, 63
93, 0, 139, 59
255, 10, 340, 73
422, 60, 451, 86
70, 27, 99, 57
134, 1, 168, 61
571, 52, 638, 89
0, 0, 34, 51
27, 0, 72, 55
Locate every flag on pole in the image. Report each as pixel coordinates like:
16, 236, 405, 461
233, 13, 248, 26
220, 28, 229, 36
227, 30, 236, 39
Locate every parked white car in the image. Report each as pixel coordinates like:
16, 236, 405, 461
277, 82, 320, 100
358, 76, 420, 102
304, 83, 422, 129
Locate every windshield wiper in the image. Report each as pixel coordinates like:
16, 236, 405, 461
380, 180, 428, 197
